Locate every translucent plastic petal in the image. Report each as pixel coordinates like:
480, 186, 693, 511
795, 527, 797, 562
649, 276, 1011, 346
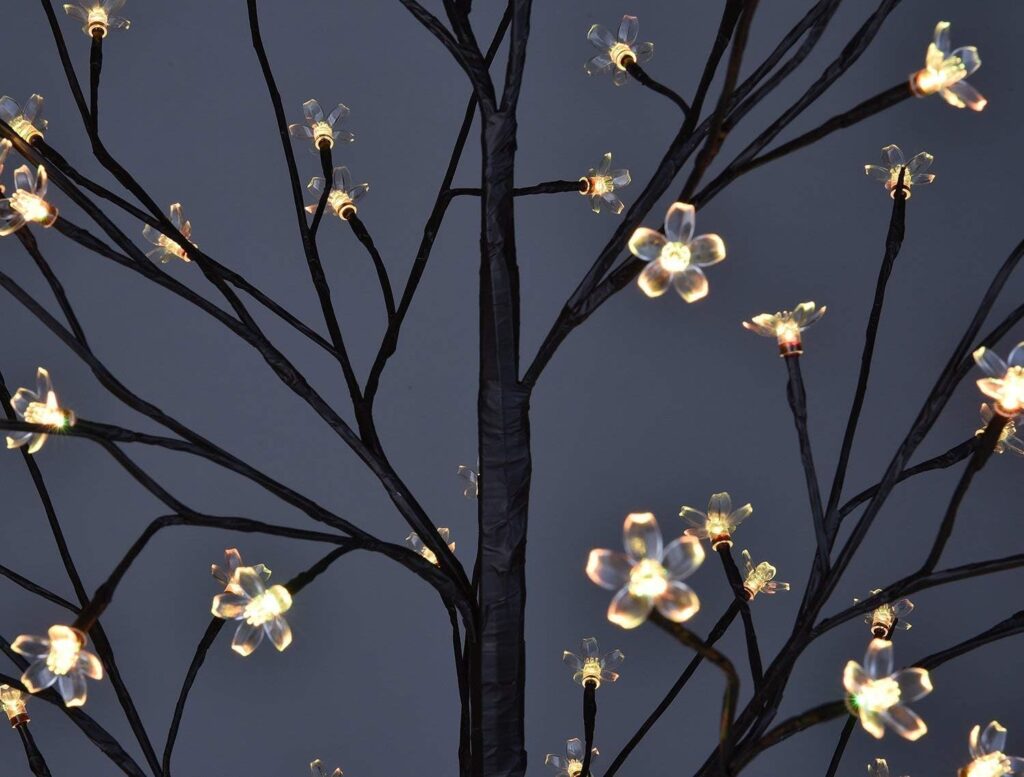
974, 347, 1008, 377
610, 170, 631, 187
348, 183, 370, 203
11, 635, 50, 658
612, 68, 630, 87
634, 41, 654, 64
729, 503, 753, 529
678, 506, 707, 529
566, 738, 584, 761
212, 591, 248, 619
23, 95, 43, 125
689, 234, 725, 267
1007, 343, 1024, 368
792, 302, 823, 328
859, 708, 886, 739
910, 173, 935, 186
289, 123, 313, 139
578, 637, 599, 659
662, 536, 705, 581
883, 704, 927, 741
9, 386, 35, 417
265, 616, 292, 651
326, 103, 350, 127
743, 315, 777, 337
562, 651, 582, 671
953, 46, 981, 77
864, 638, 893, 679
654, 581, 700, 622
302, 99, 324, 123
584, 55, 613, 76
169, 203, 184, 230
334, 166, 353, 191
894, 668, 932, 702
587, 24, 616, 50
57, 672, 88, 707
942, 80, 986, 111
27, 432, 48, 454
545, 755, 565, 771
602, 193, 624, 215
104, 0, 126, 13
21, 660, 57, 692
231, 621, 264, 656
307, 176, 325, 194
77, 650, 104, 680
234, 567, 266, 599
664, 202, 695, 244
623, 511, 662, 561
868, 758, 890, 777
64, 4, 88, 22
933, 21, 951, 55
977, 378, 1007, 402
0, 97, 19, 122
882, 145, 905, 167
907, 152, 934, 174
586, 550, 631, 590
607, 587, 654, 629
708, 492, 732, 517
891, 598, 914, 618
628, 227, 667, 262
865, 164, 891, 182
617, 15, 639, 45
673, 266, 708, 302
842, 660, 868, 694
637, 259, 671, 298
13, 165, 34, 193
602, 648, 624, 669
981, 720, 1007, 756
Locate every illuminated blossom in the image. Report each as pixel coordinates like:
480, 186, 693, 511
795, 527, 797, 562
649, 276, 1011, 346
545, 737, 598, 777
211, 566, 293, 656
63, 0, 131, 38
864, 145, 935, 199
288, 99, 354, 152
910, 21, 985, 111
586, 512, 705, 629
627, 203, 726, 302
0, 684, 29, 726
960, 721, 1024, 777
6, 367, 76, 454
562, 637, 623, 688
679, 491, 752, 550
978, 404, 1024, 456
457, 463, 478, 498
974, 344, 1024, 417
853, 590, 913, 638
310, 759, 343, 777
12, 626, 103, 708
305, 166, 368, 222
405, 528, 455, 566
579, 153, 630, 215
142, 203, 196, 264
0, 164, 59, 235
868, 758, 908, 777
743, 302, 826, 357
0, 94, 47, 143
843, 638, 932, 740
740, 550, 789, 600
584, 15, 653, 86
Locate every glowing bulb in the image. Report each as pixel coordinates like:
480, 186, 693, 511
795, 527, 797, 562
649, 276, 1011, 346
306, 166, 369, 222
142, 203, 196, 264
579, 153, 631, 215
864, 145, 935, 199
12, 625, 103, 707
680, 491, 753, 549
545, 738, 599, 777
741, 550, 790, 600
562, 637, 624, 688
0, 685, 29, 727
211, 566, 293, 656
842, 639, 932, 740
743, 302, 826, 357
977, 403, 1024, 455
0, 95, 47, 143
288, 99, 354, 153
584, 15, 653, 86
974, 345, 1024, 417
311, 759, 344, 777
910, 21, 985, 111
64, 1, 131, 37
1, 165, 58, 236
7, 368, 75, 454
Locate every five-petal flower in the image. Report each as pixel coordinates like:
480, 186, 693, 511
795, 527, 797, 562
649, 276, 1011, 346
587, 512, 705, 629
12, 625, 104, 708
562, 637, 624, 688
853, 590, 913, 639
406, 527, 456, 566
628, 203, 726, 301
1, 164, 59, 235
63, 0, 131, 38
978, 403, 1024, 456
142, 203, 196, 263
545, 737, 598, 777
579, 153, 630, 215
910, 21, 985, 111
743, 301, 826, 357
974, 343, 1024, 416
211, 565, 293, 656
289, 99, 354, 152
679, 491, 752, 550
6, 367, 76, 454
306, 166, 368, 222
740, 550, 789, 600
843, 638, 932, 740
0, 94, 47, 143
961, 721, 1024, 777
864, 145, 935, 199
584, 15, 653, 86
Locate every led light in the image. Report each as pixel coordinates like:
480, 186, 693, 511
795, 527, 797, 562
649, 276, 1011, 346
584, 15, 653, 86
562, 637, 623, 688
959, 721, 1021, 777
578, 153, 630, 215
288, 99, 354, 153
843, 639, 932, 740
211, 566, 293, 656
11, 625, 104, 708
680, 492, 752, 549
63, 1, 131, 37
405, 527, 455, 567
306, 166, 369, 222
1, 165, 58, 236
0, 95, 47, 143
545, 738, 599, 777
864, 145, 935, 199
910, 22, 985, 111
6, 368, 75, 454
0, 685, 29, 727
142, 203, 196, 264
743, 302, 826, 357
974, 344, 1024, 417
740, 550, 790, 600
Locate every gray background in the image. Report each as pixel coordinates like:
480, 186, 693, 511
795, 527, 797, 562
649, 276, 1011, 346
1, 1, 1022, 775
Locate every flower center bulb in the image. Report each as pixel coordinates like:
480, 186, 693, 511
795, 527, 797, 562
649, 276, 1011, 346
156, 234, 190, 262
628, 558, 668, 598
855, 677, 901, 712
24, 396, 74, 429
744, 562, 776, 600
243, 585, 292, 626
997, 366, 1024, 415
608, 42, 636, 70
870, 604, 896, 638
9, 117, 42, 143
962, 753, 1012, 777
581, 657, 602, 688
327, 190, 357, 220
659, 242, 691, 272
46, 627, 83, 676
87, 6, 109, 37
10, 192, 57, 227
312, 121, 334, 149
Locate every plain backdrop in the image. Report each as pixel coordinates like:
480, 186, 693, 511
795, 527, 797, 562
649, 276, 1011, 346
1, 1, 1022, 776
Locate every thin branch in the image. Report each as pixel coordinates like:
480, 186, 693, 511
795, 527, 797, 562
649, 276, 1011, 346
733, 701, 847, 770
717, 548, 763, 688
824, 717, 857, 777
348, 215, 397, 320
624, 62, 690, 114
89, 33, 102, 132
450, 180, 581, 198
785, 356, 828, 565
0, 564, 78, 612
917, 609, 1024, 671
17, 724, 52, 777
580, 682, 597, 777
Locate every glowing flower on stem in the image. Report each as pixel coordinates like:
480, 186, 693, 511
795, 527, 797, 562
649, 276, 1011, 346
853, 590, 913, 639
910, 21, 985, 111
456, 463, 478, 498
679, 491, 752, 550
142, 203, 195, 264
864, 145, 935, 199
584, 15, 653, 86
6, 368, 75, 454
579, 153, 630, 215
0, 684, 29, 726
310, 759, 343, 777
211, 547, 270, 588
211, 566, 293, 656
405, 527, 455, 567
0, 165, 59, 235
978, 403, 1024, 456
545, 737, 598, 777
586, 512, 705, 629
288, 99, 354, 152
743, 301, 827, 357
960, 721, 1024, 777
0, 94, 47, 143
562, 637, 624, 688
868, 758, 908, 777
843, 638, 932, 740
740, 550, 789, 600
628, 203, 726, 302
12, 626, 103, 708
63, 0, 130, 38
305, 166, 368, 222
974, 344, 1024, 417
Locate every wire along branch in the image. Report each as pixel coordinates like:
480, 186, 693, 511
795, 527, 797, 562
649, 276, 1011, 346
17, 724, 51, 777
580, 681, 597, 777
784, 356, 828, 566
824, 717, 857, 777
717, 547, 763, 687
624, 61, 690, 114
89, 32, 102, 132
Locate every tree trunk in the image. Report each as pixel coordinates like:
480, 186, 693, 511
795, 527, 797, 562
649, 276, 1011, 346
475, 107, 530, 777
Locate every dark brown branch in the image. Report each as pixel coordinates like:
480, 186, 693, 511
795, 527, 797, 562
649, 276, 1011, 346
917, 610, 1024, 671
732, 701, 847, 770
785, 356, 828, 565
717, 548, 763, 688
450, 180, 581, 198
624, 62, 690, 114
89, 33, 102, 132
348, 214, 397, 320
824, 717, 857, 777
0, 563, 78, 612
580, 682, 597, 777
17, 724, 52, 777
